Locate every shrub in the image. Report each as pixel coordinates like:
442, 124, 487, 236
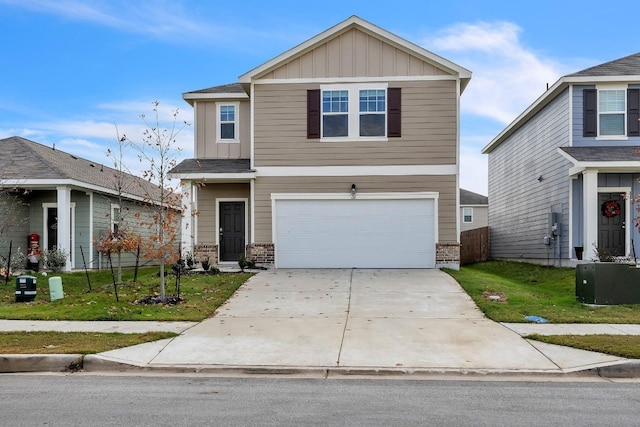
42, 248, 68, 272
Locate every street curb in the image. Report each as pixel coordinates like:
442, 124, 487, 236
591, 361, 640, 378
3, 355, 640, 379
0, 354, 83, 373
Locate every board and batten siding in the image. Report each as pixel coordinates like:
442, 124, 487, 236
488, 88, 572, 260
253, 175, 457, 244
194, 100, 251, 159
253, 80, 457, 167
196, 183, 251, 244
260, 28, 450, 80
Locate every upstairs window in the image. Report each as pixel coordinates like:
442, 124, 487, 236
217, 103, 238, 142
463, 207, 473, 223
308, 85, 400, 140
359, 89, 386, 137
583, 87, 640, 138
598, 89, 625, 136
322, 90, 349, 137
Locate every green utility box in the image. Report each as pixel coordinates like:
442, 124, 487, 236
48, 276, 64, 301
576, 263, 640, 305
15, 275, 37, 302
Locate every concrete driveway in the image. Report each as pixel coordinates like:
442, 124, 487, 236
91, 269, 624, 373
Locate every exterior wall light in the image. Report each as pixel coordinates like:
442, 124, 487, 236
351, 184, 357, 199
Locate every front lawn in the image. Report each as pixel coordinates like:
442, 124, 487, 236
1, 267, 252, 321
446, 261, 640, 323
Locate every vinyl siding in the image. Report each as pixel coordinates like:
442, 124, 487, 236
261, 28, 450, 80
0, 193, 30, 259
459, 206, 488, 233
253, 175, 457, 243
488, 89, 571, 260
253, 80, 457, 167
195, 100, 250, 159
196, 183, 251, 245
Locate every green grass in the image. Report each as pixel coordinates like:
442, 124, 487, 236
0, 267, 253, 321
528, 334, 640, 359
0, 331, 178, 354
446, 261, 640, 323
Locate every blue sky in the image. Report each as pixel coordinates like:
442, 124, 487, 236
1, 0, 639, 195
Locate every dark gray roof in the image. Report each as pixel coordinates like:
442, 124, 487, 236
560, 146, 640, 162
170, 158, 253, 174
0, 136, 164, 201
567, 52, 640, 77
460, 188, 488, 205
184, 83, 246, 95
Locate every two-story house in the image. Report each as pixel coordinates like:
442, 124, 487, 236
482, 52, 640, 264
170, 16, 471, 269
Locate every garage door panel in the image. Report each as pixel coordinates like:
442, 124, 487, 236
275, 198, 435, 268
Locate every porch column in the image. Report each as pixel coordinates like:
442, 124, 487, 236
583, 170, 598, 261
56, 186, 72, 271
180, 180, 195, 255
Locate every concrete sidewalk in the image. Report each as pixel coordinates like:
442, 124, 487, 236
2, 269, 639, 377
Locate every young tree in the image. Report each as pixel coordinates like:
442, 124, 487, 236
94, 130, 140, 284
124, 101, 189, 301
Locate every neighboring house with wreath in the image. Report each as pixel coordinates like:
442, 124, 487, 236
459, 188, 488, 233
169, 16, 472, 269
482, 52, 640, 264
0, 136, 175, 272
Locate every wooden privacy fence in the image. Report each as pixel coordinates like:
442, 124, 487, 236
460, 226, 489, 265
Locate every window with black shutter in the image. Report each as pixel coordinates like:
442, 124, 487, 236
583, 89, 597, 137
627, 88, 640, 136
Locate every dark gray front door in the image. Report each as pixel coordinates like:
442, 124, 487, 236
220, 202, 245, 262
598, 193, 625, 256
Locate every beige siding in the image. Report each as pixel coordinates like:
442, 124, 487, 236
195, 100, 250, 159
460, 206, 488, 233
254, 175, 457, 243
253, 80, 457, 167
196, 183, 251, 244
260, 28, 450, 79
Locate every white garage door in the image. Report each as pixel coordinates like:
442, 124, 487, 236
274, 197, 435, 268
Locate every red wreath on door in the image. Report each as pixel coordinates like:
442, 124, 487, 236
601, 200, 621, 218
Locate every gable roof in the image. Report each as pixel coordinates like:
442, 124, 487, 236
238, 15, 471, 91
482, 52, 640, 154
460, 188, 488, 205
0, 136, 165, 203
183, 83, 248, 105
567, 52, 640, 77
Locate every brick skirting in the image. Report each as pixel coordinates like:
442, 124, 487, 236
247, 243, 275, 265
436, 243, 460, 266
194, 243, 218, 266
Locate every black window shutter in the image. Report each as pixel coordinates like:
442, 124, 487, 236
387, 88, 401, 138
583, 89, 597, 137
627, 89, 640, 136
307, 89, 320, 139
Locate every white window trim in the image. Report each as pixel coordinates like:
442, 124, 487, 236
110, 203, 120, 233
596, 84, 628, 140
463, 207, 473, 223
216, 102, 239, 143
320, 83, 388, 142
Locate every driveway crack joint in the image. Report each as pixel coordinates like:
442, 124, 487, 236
336, 268, 354, 366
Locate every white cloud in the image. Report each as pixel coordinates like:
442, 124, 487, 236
425, 21, 569, 125
459, 145, 488, 196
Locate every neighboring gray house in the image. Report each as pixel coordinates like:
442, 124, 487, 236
0, 136, 171, 271
170, 16, 472, 269
482, 53, 640, 265
459, 188, 488, 233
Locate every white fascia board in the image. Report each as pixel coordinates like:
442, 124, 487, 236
183, 92, 248, 100
271, 191, 439, 201
482, 77, 567, 154
167, 173, 256, 181
256, 165, 457, 177
254, 75, 459, 85
2, 178, 177, 208
564, 75, 640, 84
238, 16, 471, 86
